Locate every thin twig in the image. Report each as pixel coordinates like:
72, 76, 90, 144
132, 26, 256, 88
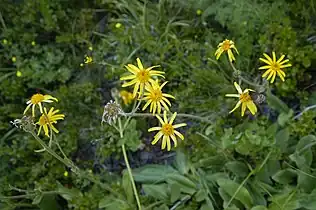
293, 104, 316, 120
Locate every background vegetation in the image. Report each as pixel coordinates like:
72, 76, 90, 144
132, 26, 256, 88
1, 0, 316, 209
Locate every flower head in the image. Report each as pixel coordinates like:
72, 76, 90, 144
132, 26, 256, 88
120, 90, 134, 105
148, 111, 186, 151
215, 39, 239, 62
142, 80, 175, 115
259, 52, 291, 83
84, 55, 93, 64
225, 82, 257, 117
102, 100, 124, 125
120, 58, 165, 98
24, 94, 58, 117
37, 107, 65, 137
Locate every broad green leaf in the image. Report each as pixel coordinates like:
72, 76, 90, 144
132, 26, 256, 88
133, 165, 177, 183
175, 149, 189, 175
277, 110, 293, 127
195, 189, 207, 202
32, 194, 43, 205
266, 91, 289, 113
268, 190, 300, 210
170, 183, 181, 203
167, 174, 196, 194
275, 128, 289, 152
297, 170, 316, 193
290, 135, 316, 168
122, 170, 134, 204
217, 178, 253, 209
225, 161, 249, 178
98, 197, 128, 209
251, 206, 268, 210
57, 183, 82, 201
143, 184, 168, 201
39, 195, 60, 210
272, 169, 297, 184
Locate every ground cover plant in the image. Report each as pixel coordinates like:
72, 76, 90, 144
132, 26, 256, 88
1, 0, 316, 209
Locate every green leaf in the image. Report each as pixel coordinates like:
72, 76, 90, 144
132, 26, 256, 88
200, 200, 214, 210
195, 189, 207, 202
217, 178, 253, 209
98, 197, 128, 209
272, 169, 297, 184
32, 194, 43, 205
143, 184, 169, 201
275, 128, 289, 152
297, 170, 316, 193
303, 57, 311, 68
170, 183, 181, 203
225, 161, 249, 178
39, 195, 60, 210
268, 190, 300, 210
266, 91, 289, 113
175, 149, 189, 175
167, 174, 196, 194
277, 110, 293, 127
290, 135, 316, 168
251, 206, 268, 210
133, 165, 177, 183
57, 182, 82, 201
122, 170, 134, 204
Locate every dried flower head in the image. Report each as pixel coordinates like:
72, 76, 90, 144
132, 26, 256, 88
10, 116, 36, 132
102, 100, 124, 125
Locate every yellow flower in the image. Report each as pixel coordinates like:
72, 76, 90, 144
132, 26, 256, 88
12, 56, 17, 62
196, 9, 202, 15
37, 107, 65, 137
120, 58, 165, 98
84, 55, 93, 64
88, 46, 93, 51
215, 39, 239, 62
2, 39, 8, 45
64, 171, 68, 177
16, 70, 22, 77
142, 80, 175, 115
225, 82, 257, 117
259, 52, 292, 83
24, 94, 58, 117
148, 111, 186, 151
115, 23, 122, 28
120, 90, 134, 105
31, 41, 36, 46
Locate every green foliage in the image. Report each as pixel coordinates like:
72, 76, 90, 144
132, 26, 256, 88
1, 0, 316, 209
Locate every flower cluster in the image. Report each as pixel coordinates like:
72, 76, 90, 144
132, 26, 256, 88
120, 58, 186, 151
215, 39, 292, 117
23, 93, 64, 137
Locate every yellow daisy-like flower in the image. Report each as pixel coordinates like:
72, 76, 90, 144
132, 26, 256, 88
225, 82, 257, 117
215, 39, 239, 62
37, 107, 65, 137
259, 52, 292, 83
24, 94, 58, 117
148, 111, 186, 151
142, 80, 175, 115
84, 55, 93, 64
120, 90, 134, 105
120, 58, 165, 98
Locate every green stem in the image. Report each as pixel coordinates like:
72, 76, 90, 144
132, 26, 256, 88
118, 118, 142, 210
28, 131, 120, 197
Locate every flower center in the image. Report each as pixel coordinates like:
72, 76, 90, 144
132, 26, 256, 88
137, 70, 150, 83
271, 63, 280, 71
161, 124, 174, 136
150, 89, 163, 102
222, 40, 231, 51
239, 92, 252, 103
38, 115, 49, 126
31, 94, 45, 104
